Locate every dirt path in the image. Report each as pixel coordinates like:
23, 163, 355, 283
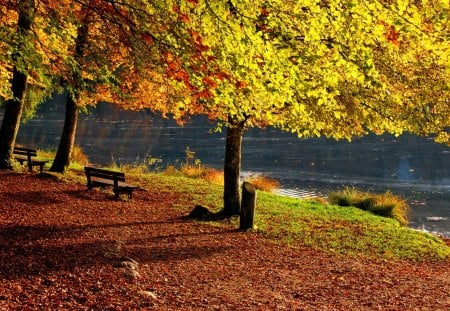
0, 171, 448, 310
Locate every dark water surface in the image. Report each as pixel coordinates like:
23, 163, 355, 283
2, 99, 449, 236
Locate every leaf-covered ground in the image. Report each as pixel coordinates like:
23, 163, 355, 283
0, 171, 448, 310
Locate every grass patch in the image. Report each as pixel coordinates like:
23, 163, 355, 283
256, 192, 448, 261
328, 187, 410, 225
53, 155, 449, 262
111, 170, 449, 261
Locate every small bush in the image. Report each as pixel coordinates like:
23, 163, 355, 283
203, 169, 224, 185
180, 165, 204, 178
109, 155, 163, 175
36, 148, 55, 159
336, 196, 351, 207
164, 165, 178, 175
355, 197, 376, 210
328, 187, 410, 225
160, 147, 225, 185
71, 145, 90, 166
245, 175, 280, 192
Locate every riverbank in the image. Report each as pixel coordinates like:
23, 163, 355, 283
268, 176, 450, 238
1, 170, 449, 309
8, 103, 450, 238
272, 184, 450, 238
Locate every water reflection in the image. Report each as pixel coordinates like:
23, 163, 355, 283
1, 100, 449, 236
397, 157, 414, 181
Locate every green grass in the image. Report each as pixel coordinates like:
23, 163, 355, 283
52, 157, 449, 262
117, 171, 449, 262
255, 192, 449, 261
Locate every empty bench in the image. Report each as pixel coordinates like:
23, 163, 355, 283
84, 166, 138, 199
13, 146, 49, 173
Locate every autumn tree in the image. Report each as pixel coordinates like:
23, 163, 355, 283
0, 0, 76, 169
152, 0, 450, 216
0, 0, 196, 172
0, 0, 40, 169
50, 0, 211, 172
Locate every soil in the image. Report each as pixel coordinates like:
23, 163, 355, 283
0, 171, 449, 310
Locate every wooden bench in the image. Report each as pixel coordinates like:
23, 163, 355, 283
84, 166, 138, 199
13, 146, 49, 173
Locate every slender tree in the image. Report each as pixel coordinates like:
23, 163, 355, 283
50, 5, 91, 172
49, 0, 201, 171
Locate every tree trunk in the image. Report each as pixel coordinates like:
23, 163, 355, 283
0, 1, 34, 170
223, 121, 245, 216
0, 69, 28, 170
240, 182, 256, 231
49, 94, 78, 172
50, 19, 89, 173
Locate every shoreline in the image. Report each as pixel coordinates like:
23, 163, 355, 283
271, 185, 450, 238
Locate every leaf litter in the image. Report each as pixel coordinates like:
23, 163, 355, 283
0, 171, 448, 310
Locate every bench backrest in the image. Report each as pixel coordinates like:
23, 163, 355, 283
13, 146, 37, 157
84, 166, 126, 182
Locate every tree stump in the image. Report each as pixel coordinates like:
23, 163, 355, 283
240, 182, 256, 231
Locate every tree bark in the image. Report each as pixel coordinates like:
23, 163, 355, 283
49, 94, 78, 172
0, 69, 28, 170
239, 181, 256, 230
223, 120, 245, 216
50, 19, 89, 173
0, 0, 34, 170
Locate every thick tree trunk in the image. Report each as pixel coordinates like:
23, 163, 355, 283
50, 94, 78, 172
0, 1, 34, 170
223, 121, 245, 216
0, 69, 28, 170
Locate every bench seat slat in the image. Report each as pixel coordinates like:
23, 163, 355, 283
85, 167, 125, 177
89, 172, 126, 182
91, 177, 138, 189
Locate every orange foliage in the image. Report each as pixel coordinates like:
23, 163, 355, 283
385, 26, 400, 45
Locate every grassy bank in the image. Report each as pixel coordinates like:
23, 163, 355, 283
55, 166, 449, 262
31, 147, 449, 262
256, 193, 449, 261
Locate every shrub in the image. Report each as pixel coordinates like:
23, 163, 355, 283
203, 169, 224, 185
245, 175, 280, 192
355, 197, 376, 211
71, 145, 90, 166
109, 155, 163, 175
328, 187, 410, 225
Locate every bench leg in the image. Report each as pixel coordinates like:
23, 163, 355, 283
114, 190, 120, 200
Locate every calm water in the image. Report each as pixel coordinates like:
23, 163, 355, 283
2, 99, 449, 236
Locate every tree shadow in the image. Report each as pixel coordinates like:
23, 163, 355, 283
63, 189, 142, 202
0, 222, 234, 280
127, 244, 234, 263
0, 225, 111, 279
62, 189, 113, 201
0, 191, 65, 205
184, 205, 236, 222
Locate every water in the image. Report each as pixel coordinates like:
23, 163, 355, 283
2, 99, 449, 237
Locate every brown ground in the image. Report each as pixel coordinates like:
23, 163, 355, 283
0, 171, 449, 310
